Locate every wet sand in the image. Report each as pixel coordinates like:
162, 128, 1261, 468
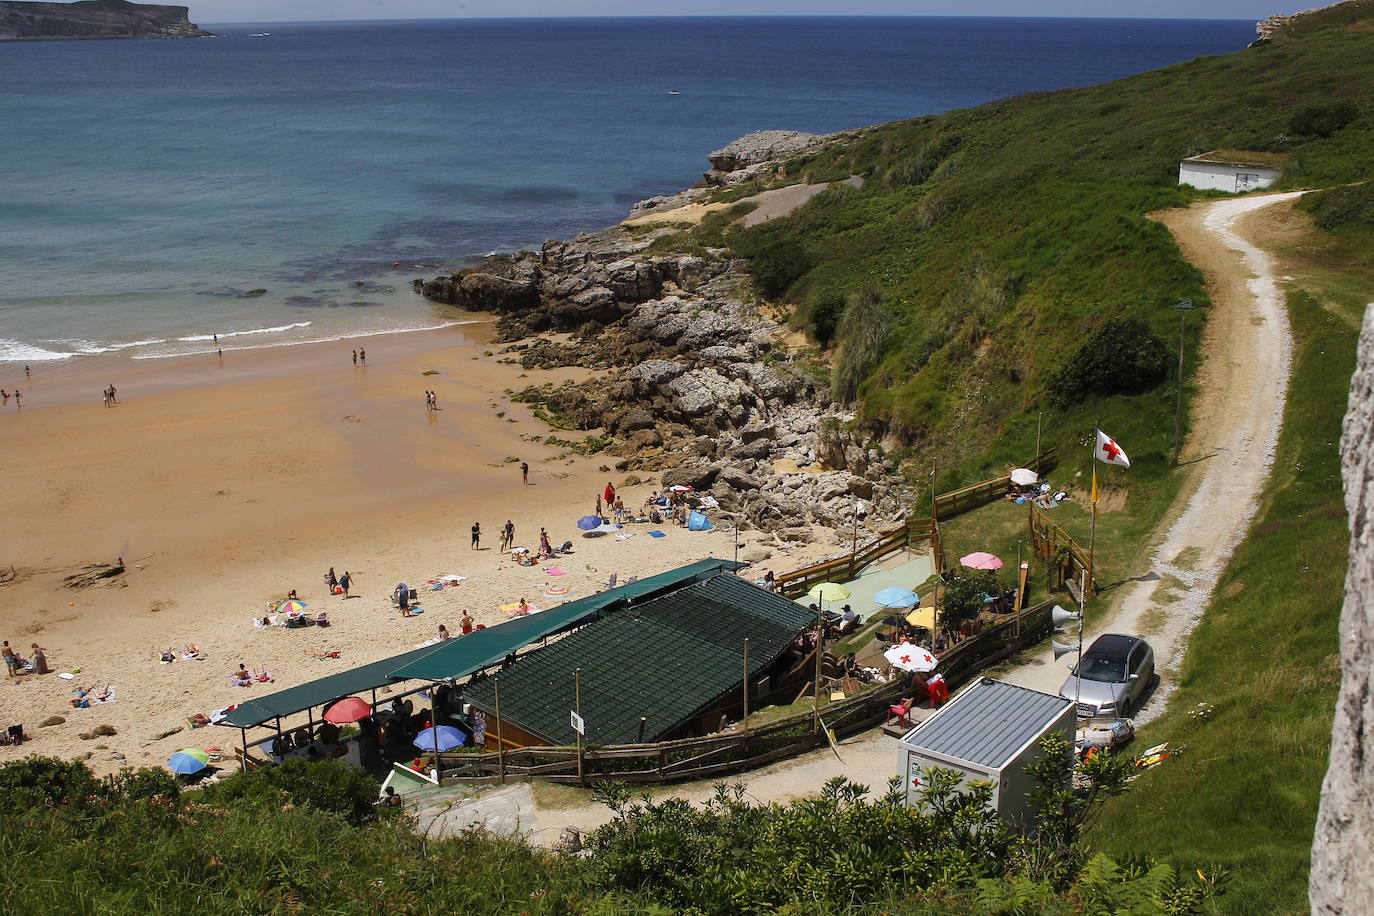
0, 323, 835, 772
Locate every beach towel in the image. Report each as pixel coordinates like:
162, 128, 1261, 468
648, 530, 667, 538
544, 567, 567, 576
616, 531, 637, 541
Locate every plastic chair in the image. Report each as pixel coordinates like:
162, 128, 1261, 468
887, 697, 916, 727
928, 675, 949, 707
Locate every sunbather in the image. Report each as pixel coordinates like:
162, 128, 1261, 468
230, 664, 252, 687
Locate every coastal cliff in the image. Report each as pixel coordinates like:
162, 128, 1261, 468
0, 0, 212, 41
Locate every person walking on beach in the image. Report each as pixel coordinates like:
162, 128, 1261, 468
3, 641, 18, 677
325, 567, 338, 593
521, 461, 529, 485
471, 522, 481, 550
29, 643, 50, 675
500, 520, 514, 552
359, 347, 366, 365
430, 390, 438, 410
13, 391, 21, 409
595, 494, 603, 519
352, 349, 357, 366
338, 570, 352, 598
102, 387, 112, 408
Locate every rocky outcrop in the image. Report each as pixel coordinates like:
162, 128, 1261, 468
1255, 2, 1349, 41
707, 130, 824, 172
414, 131, 912, 535
0, 0, 213, 41
1311, 306, 1374, 914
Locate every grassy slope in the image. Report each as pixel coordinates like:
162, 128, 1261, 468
1088, 196, 1370, 913
666, 6, 1374, 503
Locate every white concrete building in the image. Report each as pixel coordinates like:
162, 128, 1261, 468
1178, 151, 1284, 193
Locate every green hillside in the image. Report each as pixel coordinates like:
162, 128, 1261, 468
678, 2, 1374, 492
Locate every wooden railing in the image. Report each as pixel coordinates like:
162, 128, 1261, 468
423, 598, 1058, 786
775, 450, 1057, 599
1027, 504, 1095, 601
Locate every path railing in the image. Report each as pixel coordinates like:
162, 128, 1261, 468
424, 598, 1057, 786
1027, 503, 1096, 601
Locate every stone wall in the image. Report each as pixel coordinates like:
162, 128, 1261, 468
1310, 305, 1374, 914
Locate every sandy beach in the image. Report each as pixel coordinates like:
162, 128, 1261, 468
0, 322, 837, 773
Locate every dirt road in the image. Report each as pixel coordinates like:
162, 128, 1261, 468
1002, 191, 1305, 713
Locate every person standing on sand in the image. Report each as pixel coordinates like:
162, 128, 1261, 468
501, 520, 515, 552
359, 347, 366, 364
539, 527, 552, 556
29, 643, 50, 675
1, 390, 8, 405
521, 461, 529, 485
13, 391, 21, 409
352, 349, 357, 366
3, 641, 18, 677
471, 522, 481, 550
339, 570, 352, 598
605, 482, 616, 505
108, 384, 116, 405
460, 611, 474, 635
102, 387, 111, 408
326, 567, 338, 593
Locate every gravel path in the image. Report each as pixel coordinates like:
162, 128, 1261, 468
1001, 191, 1304, 717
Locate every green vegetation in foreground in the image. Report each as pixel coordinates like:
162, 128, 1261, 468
1088, 211, 1370, 913
1, 750, 1227, 915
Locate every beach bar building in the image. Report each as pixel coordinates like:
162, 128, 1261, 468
897, 678, 1074, 830
1177, 150, 1284, 193
399, 563, 817, 747
221, 559, 813, 769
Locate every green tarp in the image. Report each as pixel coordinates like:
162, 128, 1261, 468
221, 642, 450, 729
387, 558, 748, 683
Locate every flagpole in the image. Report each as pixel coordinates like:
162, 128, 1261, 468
1088, 424, 1098, 601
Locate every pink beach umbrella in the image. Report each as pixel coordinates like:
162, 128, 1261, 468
959, 551, 1004, 571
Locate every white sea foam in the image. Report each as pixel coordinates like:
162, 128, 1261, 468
131, 320, 476, 359
176, 322, 312, 342
0, 338, 78, 362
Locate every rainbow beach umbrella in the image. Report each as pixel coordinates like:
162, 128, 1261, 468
275, 599, 309, 615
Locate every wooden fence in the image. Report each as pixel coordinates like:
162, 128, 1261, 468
1027, 504, 1095, 602
424, 598, 1058, 786
775, 450, 1057, 599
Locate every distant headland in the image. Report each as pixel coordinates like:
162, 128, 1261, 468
0, 0, 212, 41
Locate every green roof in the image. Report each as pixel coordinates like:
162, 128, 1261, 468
387, 558, 748, 683
221, 559, 749, 732
221, 642, 450, 729
462, 572, 813, 746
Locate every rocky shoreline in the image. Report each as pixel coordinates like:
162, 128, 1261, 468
0, 1, 213, 41
416, 131, 911, 546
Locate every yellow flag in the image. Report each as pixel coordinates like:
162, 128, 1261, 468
1091, 466, 1098, 505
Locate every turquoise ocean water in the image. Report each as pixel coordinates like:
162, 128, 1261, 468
0, 16, 1255, 363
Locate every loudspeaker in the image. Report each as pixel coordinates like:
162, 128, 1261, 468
1052, 640, 1076, 660
1051, 605, 1080, 628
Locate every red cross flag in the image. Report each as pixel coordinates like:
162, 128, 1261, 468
1095, 429, 1131, 468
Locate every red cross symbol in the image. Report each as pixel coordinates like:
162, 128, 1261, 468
900, 654, 911, 664
1100, 437, 1122, 461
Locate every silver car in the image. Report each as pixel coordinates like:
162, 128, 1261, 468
1059, 633, 1155, 719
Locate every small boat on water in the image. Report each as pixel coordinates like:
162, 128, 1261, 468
667, 89, 680, 95
250, 32, 271, 37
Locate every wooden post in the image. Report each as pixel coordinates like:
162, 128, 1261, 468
494, 679, 506, 784
575, 667, 584, 785
742, 638, 751, 736
239, 727, 248, 772
636, 717, 647, 743
812, 605, 824, 733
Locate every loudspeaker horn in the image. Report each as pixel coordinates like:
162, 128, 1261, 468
1052, 640, 1076, 660
1051, 605, 1080, 628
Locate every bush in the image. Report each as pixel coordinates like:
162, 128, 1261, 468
805, 293, 847, 347
197, 757, 381, 826
937, 570, 1001, 629
1301, 180, 1374, 230
743, 236, 813, 299
1288, 101, 1361, 138
0, 755, 103, 808
1046, 317, 1172, 407
832, 287, 892, 402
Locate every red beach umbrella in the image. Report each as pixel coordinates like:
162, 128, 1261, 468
323, 696, 372, 724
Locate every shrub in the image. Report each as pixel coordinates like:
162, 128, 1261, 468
743, 236, 813, 299
197, 757, 381, 826
805, 293, 847, 347
1046, 317, 1172, 407
937, 570, 1001, 629
1301, 180, 1374, 230
1288, 101, 1361, 138
0, 755, 103, 808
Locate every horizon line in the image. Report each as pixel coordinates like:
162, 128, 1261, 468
198, 13, 1260, 26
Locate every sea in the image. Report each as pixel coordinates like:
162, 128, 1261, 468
0, 16, 1256, 365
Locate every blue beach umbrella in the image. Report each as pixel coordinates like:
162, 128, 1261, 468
413, 725, 466, 753
874, 587, 920, 609
576, 516, 602, 531
167, 748, 210, 775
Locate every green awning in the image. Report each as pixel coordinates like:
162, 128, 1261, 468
221, 642, 449, 729
385, 558, 747, 683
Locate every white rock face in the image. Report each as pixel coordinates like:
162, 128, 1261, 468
707, 130, 824, 172
1311, 306, 1374, 914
